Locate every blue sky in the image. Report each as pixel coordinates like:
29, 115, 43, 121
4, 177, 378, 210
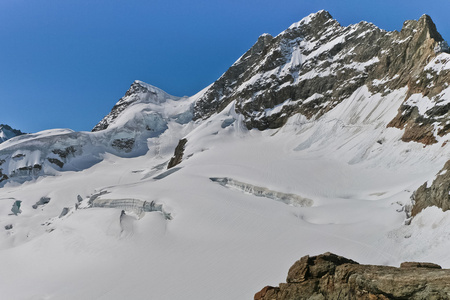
1, 0, 449, 133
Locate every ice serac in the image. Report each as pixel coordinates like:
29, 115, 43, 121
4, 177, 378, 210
194, 11, 450, 140
255, 252, 450, 300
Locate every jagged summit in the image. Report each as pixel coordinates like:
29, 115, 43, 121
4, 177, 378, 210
401, 14, 444, 42
194, 10, 450, 139
288, 10, 334, 29
0, 124, 24, 143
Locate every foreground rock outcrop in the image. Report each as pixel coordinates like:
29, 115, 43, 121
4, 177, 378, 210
255, 252, 450, 300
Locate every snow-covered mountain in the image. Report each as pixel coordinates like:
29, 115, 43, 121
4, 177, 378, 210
0, 124, 24, 143
2, 11, 450, 300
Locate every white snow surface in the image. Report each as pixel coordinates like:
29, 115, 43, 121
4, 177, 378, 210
2, 82, 450, 299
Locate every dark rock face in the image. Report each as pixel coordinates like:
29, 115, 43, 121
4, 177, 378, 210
255, 252, 450, 300
194, 11, 449, 143
111, 138, 135, 153
167, 138, 187, 169
0, 124, 24, 143
412, 160, 450, 216
52, 146, 77, 159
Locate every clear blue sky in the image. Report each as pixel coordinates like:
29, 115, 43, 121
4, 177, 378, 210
1, 0, 449, 133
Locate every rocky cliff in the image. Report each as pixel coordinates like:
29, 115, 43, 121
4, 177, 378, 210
412, 160, 450, 216
255, 252, 450, 300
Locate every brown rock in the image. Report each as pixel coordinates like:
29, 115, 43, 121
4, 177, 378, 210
400, 262, 442, 269
254, 286, 279, 300
255, 252, 450, 300
167, 138, 187, 169
412, 160, 450, 216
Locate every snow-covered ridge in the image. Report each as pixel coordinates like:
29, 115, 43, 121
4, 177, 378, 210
92, 80, 191, 132
0, 81, 200, 186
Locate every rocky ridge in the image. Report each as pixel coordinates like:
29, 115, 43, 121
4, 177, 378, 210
255, 252, 450, 300
194, 11, 450, 144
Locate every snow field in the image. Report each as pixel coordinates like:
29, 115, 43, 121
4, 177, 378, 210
1, 82, 450, 299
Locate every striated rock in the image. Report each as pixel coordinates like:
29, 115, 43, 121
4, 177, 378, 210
400, 262, 441, 269
412, 160, 450, 216
255, 252, 450, 300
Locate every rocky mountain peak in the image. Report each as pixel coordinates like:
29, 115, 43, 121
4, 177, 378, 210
92, 80, 181, 132
124, 80, 152, 97
0, 124, 24, 143
401, 14, 443, 42
193, 10, 450, 142
288, 10, 335, 30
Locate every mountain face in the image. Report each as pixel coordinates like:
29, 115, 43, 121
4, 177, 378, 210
2, 11, 450, 300
0, 124, 24, 143
194, 10, 450, 141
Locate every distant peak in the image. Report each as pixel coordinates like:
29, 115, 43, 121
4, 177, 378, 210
288, 10, 336, 30
128, 80, 169, 97
0, 124, 24, 143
